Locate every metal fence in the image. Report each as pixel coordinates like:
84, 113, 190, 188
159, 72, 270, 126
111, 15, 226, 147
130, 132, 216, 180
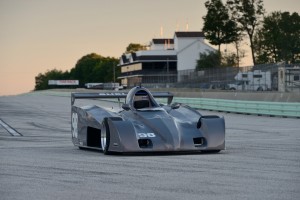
141, 63, 300, 92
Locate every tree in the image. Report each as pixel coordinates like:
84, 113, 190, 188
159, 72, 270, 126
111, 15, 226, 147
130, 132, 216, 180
35, 53, 119, 90
35, 69, 68, 90
222, 51, 239, 67
202, 0, 239, 53
227, 0, 265, 65
35, 73, 47, 90
70, 53, 119, 85
254, 11, 300, 64
279, 12, 300, 63
70, 53, 103, 85
253, 12, 281, 64
196, 50, 240, 69
196, 50, 221, 69
91, 57, 120, 83
125, 43, 147, 53
231, 32, 246, 67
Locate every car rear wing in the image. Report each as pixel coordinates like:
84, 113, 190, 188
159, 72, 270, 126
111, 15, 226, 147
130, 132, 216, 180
71, 92, 173, 105
152, 92, 174, 105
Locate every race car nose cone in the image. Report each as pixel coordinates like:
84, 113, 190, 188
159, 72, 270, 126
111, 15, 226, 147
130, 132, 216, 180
147, 118, 181, 150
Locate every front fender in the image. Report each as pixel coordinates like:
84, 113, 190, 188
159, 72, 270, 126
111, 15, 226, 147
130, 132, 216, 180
107, 119, 138, 152
200, 116, 225, 150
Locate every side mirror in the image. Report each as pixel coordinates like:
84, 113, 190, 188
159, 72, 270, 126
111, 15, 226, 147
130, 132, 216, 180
122, 103, 130, 111
171, 103, 181, 110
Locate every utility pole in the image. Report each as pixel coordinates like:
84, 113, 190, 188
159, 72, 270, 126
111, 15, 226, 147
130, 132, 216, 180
113, 65, 115, 83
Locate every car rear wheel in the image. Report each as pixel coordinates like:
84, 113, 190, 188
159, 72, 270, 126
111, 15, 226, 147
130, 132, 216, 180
101, 119, 110, 155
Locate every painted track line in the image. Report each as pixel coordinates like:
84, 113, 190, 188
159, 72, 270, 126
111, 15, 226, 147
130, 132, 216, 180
0, 119, 23, 136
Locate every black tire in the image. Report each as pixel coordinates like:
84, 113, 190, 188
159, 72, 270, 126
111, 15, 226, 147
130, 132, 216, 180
101, 119, 110, 155
202, 150, 221, 154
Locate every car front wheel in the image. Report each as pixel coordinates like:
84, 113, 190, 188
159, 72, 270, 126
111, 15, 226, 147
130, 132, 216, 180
101, 119, 110, 155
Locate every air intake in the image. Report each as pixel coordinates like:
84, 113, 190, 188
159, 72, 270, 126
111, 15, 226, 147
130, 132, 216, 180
193, 137, 204, 147
138, 139, 153, 148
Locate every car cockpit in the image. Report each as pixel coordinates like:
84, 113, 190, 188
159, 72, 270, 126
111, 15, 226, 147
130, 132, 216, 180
133, 90, 158, 110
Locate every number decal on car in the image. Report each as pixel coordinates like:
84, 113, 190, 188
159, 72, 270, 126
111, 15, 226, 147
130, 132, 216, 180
72, 112, 78, 138
138, 133, 156, 138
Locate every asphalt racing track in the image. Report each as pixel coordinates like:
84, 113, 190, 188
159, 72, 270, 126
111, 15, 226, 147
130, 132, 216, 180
0, 91, 299, 200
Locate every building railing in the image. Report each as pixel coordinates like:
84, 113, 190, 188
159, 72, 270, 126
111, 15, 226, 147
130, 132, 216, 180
121, 70, 177, 76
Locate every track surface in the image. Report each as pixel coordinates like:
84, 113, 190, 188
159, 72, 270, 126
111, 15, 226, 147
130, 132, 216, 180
0, 92, 299, 200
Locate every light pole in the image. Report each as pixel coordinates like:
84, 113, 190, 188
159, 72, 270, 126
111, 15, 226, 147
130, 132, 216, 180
167, 57, 169, 84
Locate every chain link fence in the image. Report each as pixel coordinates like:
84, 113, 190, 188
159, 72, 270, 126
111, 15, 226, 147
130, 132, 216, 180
140, 63, 300, 92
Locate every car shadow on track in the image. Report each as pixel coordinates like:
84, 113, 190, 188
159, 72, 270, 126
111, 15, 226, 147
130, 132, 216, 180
76, 147, 224, 157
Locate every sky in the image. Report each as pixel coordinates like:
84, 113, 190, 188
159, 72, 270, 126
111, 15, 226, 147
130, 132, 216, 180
0, 0, 299, 96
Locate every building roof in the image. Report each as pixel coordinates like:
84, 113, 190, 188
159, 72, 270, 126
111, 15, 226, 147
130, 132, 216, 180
152, 38, 174, 44
175, 31, 205, 38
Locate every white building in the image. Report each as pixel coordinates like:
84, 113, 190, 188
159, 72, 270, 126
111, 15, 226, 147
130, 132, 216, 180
118, 31, 215, 87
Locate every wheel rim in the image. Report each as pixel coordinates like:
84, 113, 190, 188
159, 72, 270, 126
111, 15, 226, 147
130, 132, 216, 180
101, 124, 107, 150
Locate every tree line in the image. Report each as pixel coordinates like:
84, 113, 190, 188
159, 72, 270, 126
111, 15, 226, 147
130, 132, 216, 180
198, 0, 300, 69
34, 42, 149, 91
35, 53, 119, 90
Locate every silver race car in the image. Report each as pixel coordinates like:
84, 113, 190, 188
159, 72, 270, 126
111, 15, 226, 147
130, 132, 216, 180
71, 86, 225, 154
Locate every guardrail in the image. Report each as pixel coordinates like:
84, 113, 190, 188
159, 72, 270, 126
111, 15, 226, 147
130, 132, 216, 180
31, 91, 300, 118
171, 97, 300, 118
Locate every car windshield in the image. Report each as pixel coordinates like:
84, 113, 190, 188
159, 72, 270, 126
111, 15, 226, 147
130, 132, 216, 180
133, 90, 159, 110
